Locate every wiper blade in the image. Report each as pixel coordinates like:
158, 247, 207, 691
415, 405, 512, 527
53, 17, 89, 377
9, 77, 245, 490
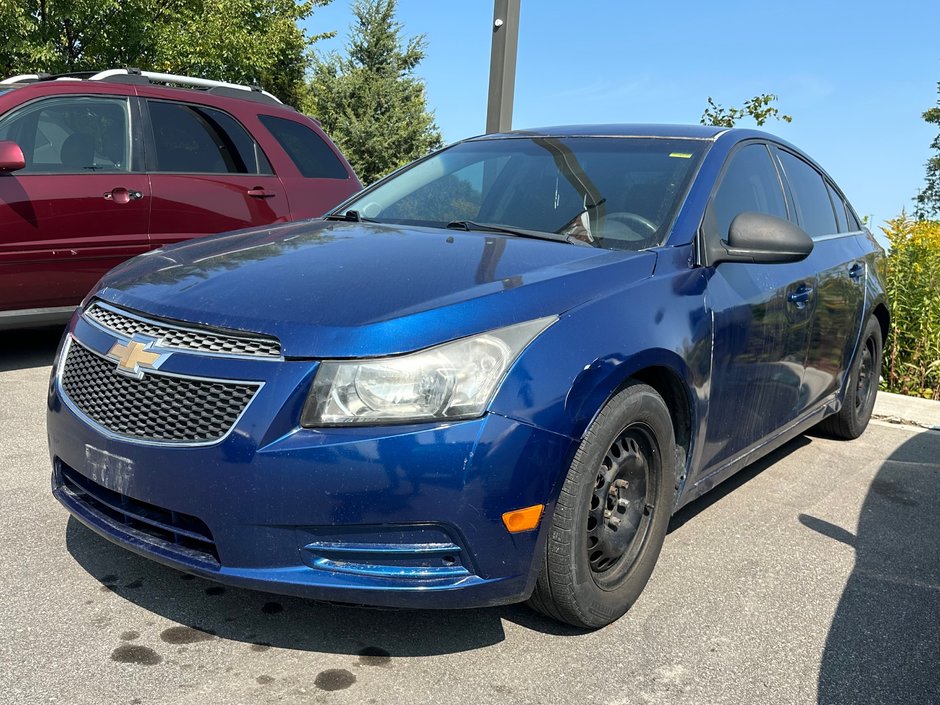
445, 220, 593, 247
324, 210, 376, 223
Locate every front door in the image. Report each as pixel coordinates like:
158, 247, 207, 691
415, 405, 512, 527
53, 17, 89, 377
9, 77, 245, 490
0, 95, 149, 311
699, 143, 815, 471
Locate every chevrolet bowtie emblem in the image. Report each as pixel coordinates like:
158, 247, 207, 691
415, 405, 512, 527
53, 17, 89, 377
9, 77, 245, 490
108, 339, 164, 379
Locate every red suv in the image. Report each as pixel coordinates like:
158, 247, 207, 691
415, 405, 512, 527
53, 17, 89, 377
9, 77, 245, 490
0, 68, 362, 328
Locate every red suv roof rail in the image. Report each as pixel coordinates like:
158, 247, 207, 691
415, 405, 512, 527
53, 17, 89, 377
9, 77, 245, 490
1, 68, 283, 107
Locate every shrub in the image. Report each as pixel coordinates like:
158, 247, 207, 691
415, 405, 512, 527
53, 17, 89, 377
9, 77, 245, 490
882, 214, 940, 399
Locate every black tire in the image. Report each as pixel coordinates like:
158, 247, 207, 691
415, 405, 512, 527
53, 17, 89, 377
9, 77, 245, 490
528, 382, 675, 628
819, 316, 883, 440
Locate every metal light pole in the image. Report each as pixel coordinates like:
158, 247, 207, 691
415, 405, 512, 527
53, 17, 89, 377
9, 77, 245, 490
485, 0, 521, 134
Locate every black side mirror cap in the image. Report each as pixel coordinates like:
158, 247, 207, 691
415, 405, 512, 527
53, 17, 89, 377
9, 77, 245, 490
707, 211, 814, 265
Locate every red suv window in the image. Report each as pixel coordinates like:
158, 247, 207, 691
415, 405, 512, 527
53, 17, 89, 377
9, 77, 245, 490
0, 96, 131, 173
258, 114, 348, 179
148, 100, 271, 175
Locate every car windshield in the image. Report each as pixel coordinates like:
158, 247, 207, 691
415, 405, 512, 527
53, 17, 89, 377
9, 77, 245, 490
340, 136, 707, 251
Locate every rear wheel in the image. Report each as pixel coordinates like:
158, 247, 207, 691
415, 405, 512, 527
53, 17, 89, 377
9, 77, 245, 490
528, 382, 675, 628
819, 316, 882, 439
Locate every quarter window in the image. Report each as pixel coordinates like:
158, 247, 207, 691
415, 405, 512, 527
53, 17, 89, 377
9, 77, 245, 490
776, 151, 838, 238
0, 96, 131, 173
708, 144, 788, 240
258, 114, 348, 179
148, 101, 270, 174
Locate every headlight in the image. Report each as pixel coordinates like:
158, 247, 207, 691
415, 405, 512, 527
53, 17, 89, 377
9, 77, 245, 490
301, 316, 557, 426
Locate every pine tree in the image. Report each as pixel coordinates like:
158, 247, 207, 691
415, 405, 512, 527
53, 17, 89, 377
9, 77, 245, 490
914, 82, 940, 220
306, 0, 442, 184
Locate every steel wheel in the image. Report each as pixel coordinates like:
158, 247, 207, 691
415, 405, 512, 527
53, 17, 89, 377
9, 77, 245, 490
854, 338, 875, 412
586, 424, 658, 587
528, 382, 675, 628
819, 316, 883, 440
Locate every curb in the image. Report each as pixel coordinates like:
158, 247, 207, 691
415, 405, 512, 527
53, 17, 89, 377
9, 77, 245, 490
873, 391, 940, 431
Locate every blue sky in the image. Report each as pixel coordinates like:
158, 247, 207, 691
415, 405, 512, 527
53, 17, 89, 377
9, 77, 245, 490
304, 1, 940, 232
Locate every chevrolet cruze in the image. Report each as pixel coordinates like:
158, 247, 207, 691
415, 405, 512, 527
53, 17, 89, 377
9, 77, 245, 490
48, 124, 887, 628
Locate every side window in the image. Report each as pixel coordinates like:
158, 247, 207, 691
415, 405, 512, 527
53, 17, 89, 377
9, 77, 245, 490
845, 204, 862, 231
826, 182, 848, 232
708, 143, 788, 240
148, 101, 270, 174
776, 151, 838, 238
258, 114, 348, 179
0, 96, 130, 173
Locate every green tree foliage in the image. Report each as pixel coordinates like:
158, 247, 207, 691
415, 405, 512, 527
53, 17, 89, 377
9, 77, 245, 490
0, 1, 332, 107
700, 94, 793, 128
914, 82, 940, 220
882, 213, 940, 400
306, 0, 442, 184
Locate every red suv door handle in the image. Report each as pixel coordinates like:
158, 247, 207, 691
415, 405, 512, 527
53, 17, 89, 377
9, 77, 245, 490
247, 187, 276, 199
103, 188, 143, 204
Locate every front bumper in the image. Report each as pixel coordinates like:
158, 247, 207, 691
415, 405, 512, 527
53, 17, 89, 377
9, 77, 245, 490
47, 313, 575, 609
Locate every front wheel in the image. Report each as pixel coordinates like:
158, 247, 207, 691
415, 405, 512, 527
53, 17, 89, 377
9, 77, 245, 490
528, 382, 675, 628
819, 316, 883, 440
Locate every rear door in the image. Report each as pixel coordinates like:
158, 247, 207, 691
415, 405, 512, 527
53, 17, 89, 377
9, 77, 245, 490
773, 148, 866, 410
144, 99, 289, 248
0, 94, 149, 311
700, 142, 815, 470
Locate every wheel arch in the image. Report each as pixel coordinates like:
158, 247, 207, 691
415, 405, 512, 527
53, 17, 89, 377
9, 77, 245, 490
872, 301, 889, 344
571, 352, 697, 508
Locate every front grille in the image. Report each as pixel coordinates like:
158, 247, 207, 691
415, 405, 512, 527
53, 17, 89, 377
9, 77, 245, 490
85, 302, 281, 358
56, 461, 220, 566
60, 340, 260, 443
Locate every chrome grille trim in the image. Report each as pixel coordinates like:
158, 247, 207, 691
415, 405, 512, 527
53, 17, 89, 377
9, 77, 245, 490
57, 336, 263, 446
84, 301, 282, 359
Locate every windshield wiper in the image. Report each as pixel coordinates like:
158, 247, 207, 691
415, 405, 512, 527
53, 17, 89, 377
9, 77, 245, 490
324, 210, 376, 223
445, 220, 593, 247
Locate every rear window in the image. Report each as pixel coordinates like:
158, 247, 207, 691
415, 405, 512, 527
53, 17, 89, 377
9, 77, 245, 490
258, 114, 348, 179
148, 101, 271, 174
826, 182, 849, 232
776, 150, 838, 238
845, 204, 862, 231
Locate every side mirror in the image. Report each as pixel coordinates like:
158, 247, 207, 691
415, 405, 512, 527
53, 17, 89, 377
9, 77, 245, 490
708, 211, 813, 265
0, 140, 26, 172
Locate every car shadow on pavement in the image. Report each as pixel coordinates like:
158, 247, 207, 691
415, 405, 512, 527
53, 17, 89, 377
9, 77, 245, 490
800, 429, 940, 705
65, 517, 588, 657
0, 325, 63, 372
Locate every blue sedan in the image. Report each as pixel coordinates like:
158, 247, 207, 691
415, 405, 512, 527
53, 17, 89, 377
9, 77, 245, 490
48, 124, 886, 628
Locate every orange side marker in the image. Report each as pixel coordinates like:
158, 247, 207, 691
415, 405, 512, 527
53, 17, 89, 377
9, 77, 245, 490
502, 504, 544, 533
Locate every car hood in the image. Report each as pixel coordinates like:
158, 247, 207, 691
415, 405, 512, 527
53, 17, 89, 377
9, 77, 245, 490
94, 220, 656, 357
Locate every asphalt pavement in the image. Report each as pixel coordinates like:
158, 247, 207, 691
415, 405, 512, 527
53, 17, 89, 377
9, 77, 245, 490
2, 326, 938, 705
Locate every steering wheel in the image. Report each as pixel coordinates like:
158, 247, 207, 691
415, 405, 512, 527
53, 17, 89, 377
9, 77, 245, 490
602, 211, 658, 246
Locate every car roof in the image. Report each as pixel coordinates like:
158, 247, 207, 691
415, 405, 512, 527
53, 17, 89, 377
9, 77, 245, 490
473, 123, 728, 140
0, 72, 291, 110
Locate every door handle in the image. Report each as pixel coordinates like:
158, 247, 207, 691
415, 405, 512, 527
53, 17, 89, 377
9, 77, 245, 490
849, 263, 864, 280
787, 285, 814, 308
247, 187, 276, 199
103, 187, 143, 204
